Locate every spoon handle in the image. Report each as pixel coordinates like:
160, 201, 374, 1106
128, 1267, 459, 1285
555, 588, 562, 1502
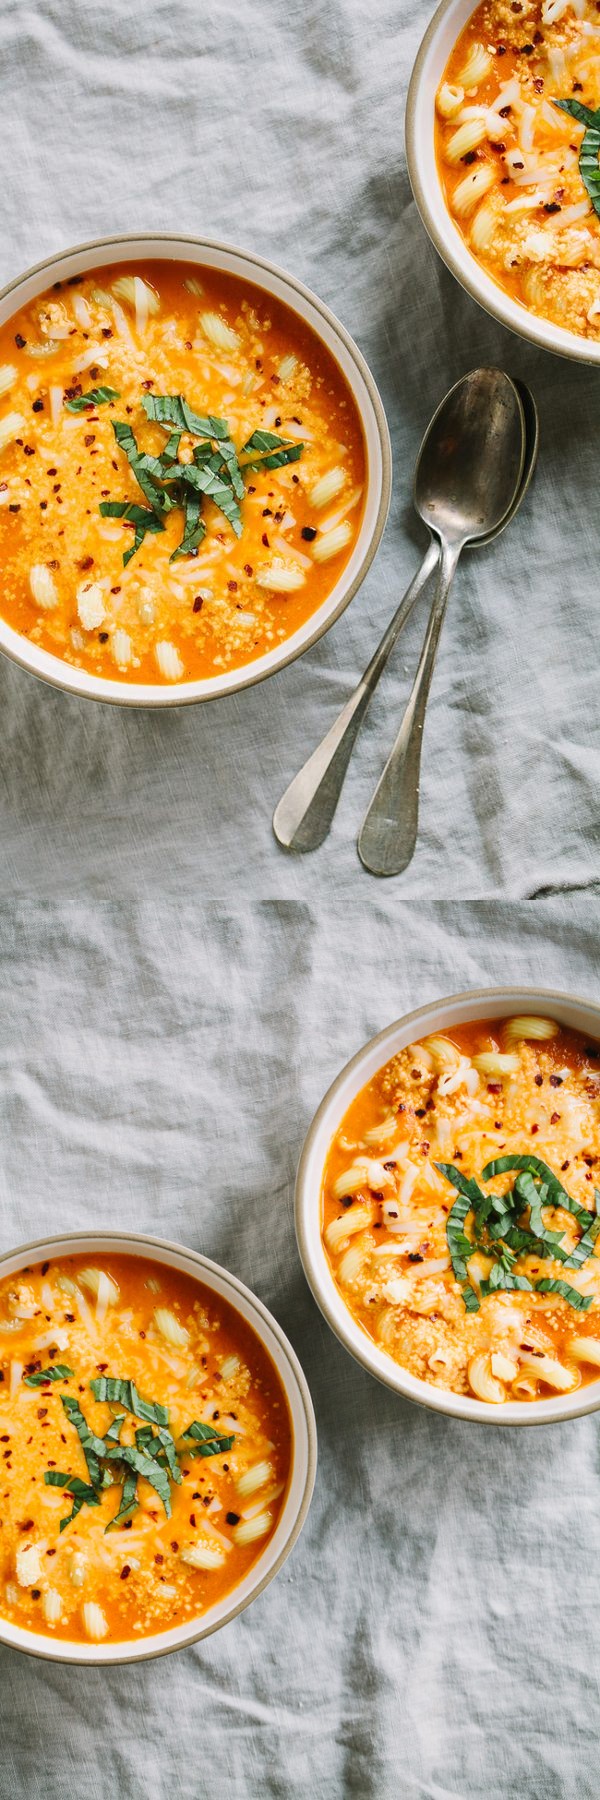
358, 537, 462, 878
273, 537, 439, 853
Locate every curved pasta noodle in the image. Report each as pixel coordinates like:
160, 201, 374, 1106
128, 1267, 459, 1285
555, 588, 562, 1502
325, 1203, 374, 1253
517, 1352, 579, 1392
566, 1336, 600, 1368
503, 1016, 560, 1044
470, 198, 498, 255
445, 119, 488, 165
457, 42, 492, 89
467, 1353, 506, 1404
437, 81, 465, 119
421, 1034, 461, 1072
471, 1051, 519, 1075
452, 164, 495, 217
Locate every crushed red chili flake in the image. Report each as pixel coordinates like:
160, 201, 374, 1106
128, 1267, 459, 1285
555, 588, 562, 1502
155, 1553, 164, 1565
549, 1075, 563, 1087
534, 1074, 543, 1087
32, 398, 44, 413
550, 1112, 560, 1125
15, 334, 26, 348
120, 1566, 131, 1580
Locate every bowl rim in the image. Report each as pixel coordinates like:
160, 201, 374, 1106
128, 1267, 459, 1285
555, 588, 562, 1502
295, 984, 600, 1426
0, 1226, 317, 1664
405, 0, 600, 366
0, 230, 392, 706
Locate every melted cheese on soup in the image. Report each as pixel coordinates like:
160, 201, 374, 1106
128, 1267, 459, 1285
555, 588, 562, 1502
322, 1016, 600, 1404
436, 1, 600, 340
0, 260, 365, 684
0, 1254, 291, 1644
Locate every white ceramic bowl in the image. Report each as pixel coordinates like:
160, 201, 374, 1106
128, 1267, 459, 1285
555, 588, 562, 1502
0, 1229, 317, 1664
406, 0, 600, 365
296, 985, 600, 1426
0, 232, 391, 706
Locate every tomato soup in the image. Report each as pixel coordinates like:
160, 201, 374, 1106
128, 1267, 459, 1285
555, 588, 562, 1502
322, 1014, 600, 1404
0, 1252, 291, 1644
436, 2, 600, 341
0, 260, 365, 684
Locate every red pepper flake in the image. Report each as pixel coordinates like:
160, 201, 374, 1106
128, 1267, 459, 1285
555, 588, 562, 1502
549, 1074, 563, 1087
534, 1074, 543, 1087
23, 445, 35, 456
32, 399, 44, 413
120, 1565, 131, 1580
46, 1547, 56, 1556
9, 504, 21, 513
37, 1408, 48, 1420
77, 555, 94, 571
170, 1540, 179, 1552
18, 1519, 34, 1532
561, 1160, 570, 1171
487, 1082, 501, 1094
15, 334, 26, 348
155, 1553, 164, 1565
531, 1124, 539, 1134
189, 1514, 196, 1527
244, 563, 253, 576
262, 532, 269, 546
550, 1112, 560, 1125
31, 1590, 40, 1600
228, 580, 238, 592
193, 597, 203, 613
84, 434, 95, 447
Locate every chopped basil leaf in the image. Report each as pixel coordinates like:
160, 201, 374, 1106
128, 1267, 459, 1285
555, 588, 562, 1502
141, 393, 230, 441
553, 99, 600, 220
44, 1470, 102, 1532
438, 1155, 599, 1312
65, 386, 121, 413
105, 1442, 172, 1516
534, 1278, 592, 1311
24, 1364, 73, 1387
240, 428, 303, 470
105, 1467, 138, 1532
179, 1419, 236, 1458
61, 1394, 107, 1487
98, 498, 165, 566
90, 1375, 169, 1426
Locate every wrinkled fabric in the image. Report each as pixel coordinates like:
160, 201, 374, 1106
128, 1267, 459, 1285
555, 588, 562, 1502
1, 897, 600, 1800
1, 0, 599, 1796
0, 0, 598, 900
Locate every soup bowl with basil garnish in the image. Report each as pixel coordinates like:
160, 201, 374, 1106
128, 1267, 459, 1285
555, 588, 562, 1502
296, 986, 600, 1424
0, 233, 390, 705
0, 1229, 316, 1663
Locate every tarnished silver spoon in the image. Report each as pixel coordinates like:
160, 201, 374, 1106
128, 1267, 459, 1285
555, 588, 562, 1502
273, 369, 535, 858
357, 368, 526, 877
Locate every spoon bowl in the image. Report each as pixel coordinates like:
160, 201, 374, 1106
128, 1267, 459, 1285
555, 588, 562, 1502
414, 366, 525, 550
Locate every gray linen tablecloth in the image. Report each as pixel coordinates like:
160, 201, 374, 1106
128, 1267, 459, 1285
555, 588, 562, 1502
1, 1, 600, 1796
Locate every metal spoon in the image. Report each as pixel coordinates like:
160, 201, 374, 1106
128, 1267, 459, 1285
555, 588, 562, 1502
357, 369, 527, 878
273, 369, 533, 857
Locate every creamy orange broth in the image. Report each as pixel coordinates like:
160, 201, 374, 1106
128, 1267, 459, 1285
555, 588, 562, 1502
322, 1016, 600, 1404
436, 2, 600, 339
0, 1253, 291, 1644
0, 260, 365, 684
